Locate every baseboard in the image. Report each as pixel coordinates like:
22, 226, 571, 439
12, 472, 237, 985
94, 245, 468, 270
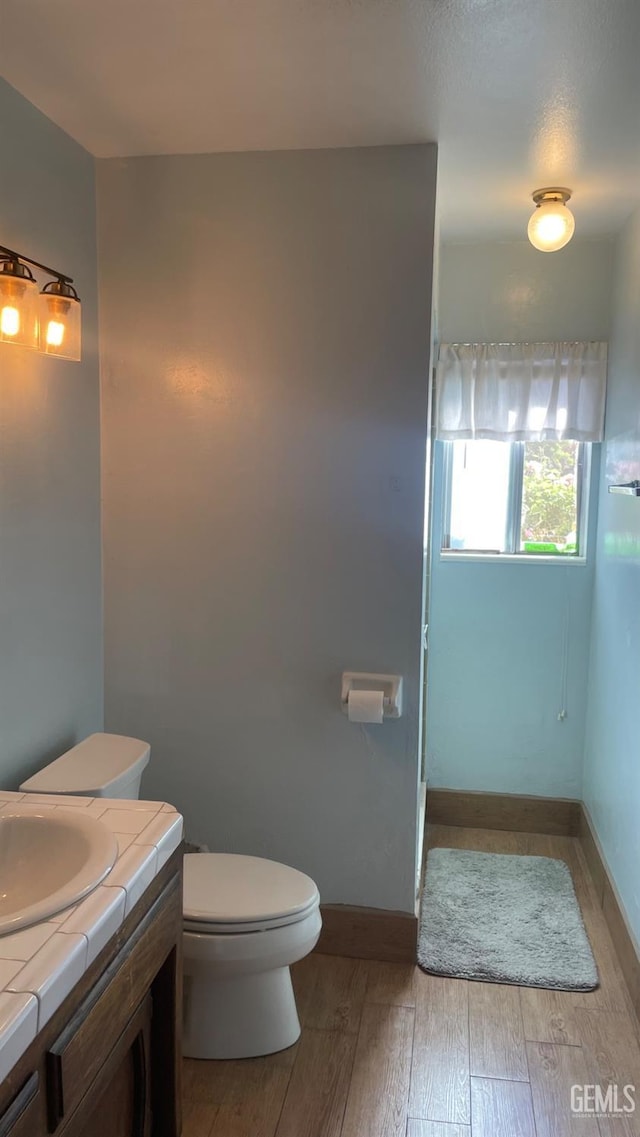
427, 788, 581, 836
578, 804, 640, 1021
317, 904, 417, 964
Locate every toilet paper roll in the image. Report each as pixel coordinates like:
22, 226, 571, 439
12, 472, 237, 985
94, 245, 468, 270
347, 689, 384, 724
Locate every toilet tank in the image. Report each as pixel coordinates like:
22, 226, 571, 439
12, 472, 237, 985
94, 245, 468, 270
20, 733, 151, 799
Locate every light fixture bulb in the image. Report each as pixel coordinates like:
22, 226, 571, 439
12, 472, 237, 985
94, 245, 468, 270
0, 306, 21, 337
527, 188, 575, 252
46, 320, 65, 347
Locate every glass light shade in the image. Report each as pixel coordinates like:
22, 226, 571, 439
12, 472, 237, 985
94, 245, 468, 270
38, 283, 82, 361
528, 199, 575, 252
0, 263, 39, 349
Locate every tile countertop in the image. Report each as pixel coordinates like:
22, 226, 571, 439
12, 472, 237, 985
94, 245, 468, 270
0, 790, 183, 1083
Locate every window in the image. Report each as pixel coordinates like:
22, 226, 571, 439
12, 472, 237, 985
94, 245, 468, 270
434, 339, 605, 559
442, 439, 589, 557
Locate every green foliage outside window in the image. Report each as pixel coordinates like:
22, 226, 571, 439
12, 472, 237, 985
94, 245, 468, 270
522, 441, 578, 552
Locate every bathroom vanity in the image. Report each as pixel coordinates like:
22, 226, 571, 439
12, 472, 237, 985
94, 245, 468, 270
0, 795, 183, 1137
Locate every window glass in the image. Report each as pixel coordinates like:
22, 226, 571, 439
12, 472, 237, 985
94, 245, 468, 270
447, 441, 510, 552
521, 441, 580, 554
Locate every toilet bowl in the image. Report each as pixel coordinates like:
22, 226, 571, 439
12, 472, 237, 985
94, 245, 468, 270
20, 733, 322, 1060
182, 853, 321, 1058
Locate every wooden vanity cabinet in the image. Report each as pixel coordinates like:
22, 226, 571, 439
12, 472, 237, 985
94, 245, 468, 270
60, 993, 152, 1137
0, 846, 183, 1137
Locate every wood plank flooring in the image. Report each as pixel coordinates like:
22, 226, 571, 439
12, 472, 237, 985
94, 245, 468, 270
183, 827, 640, 1137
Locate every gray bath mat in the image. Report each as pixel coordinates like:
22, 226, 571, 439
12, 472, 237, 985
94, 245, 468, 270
418, 848, 598, 991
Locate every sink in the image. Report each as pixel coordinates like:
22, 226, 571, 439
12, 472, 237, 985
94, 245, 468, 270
0, 805, 118, 936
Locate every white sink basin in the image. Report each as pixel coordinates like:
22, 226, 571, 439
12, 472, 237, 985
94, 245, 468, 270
0, 806, 118, 936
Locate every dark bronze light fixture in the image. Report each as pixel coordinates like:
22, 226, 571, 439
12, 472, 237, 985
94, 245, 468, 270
0, 243, 82, 361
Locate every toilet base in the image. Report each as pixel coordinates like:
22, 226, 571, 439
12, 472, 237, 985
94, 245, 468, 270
183, 965, 301, 1060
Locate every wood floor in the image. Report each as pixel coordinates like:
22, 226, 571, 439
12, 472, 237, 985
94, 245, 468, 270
182, 826, 640, 1137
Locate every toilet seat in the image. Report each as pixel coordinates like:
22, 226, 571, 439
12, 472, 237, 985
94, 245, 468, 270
183, 902, 319, 935
183, 853, 320, 935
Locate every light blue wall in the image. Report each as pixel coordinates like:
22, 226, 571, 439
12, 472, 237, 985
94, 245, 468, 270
583, 206, 640, 944
438, 239, 615, 344
97, 146, 436, 912
427, 444, 599, 796
427, 239, 612, 798
0, 78, 103, 786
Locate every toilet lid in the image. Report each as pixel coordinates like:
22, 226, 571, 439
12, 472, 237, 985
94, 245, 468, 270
183, 853, 319, 927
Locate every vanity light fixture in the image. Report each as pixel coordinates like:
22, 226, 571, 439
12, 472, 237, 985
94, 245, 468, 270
527, 188, 575, 252
0, 243, 82, 361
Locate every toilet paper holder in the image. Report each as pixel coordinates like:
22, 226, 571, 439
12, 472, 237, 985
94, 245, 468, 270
340, 671, 403, 719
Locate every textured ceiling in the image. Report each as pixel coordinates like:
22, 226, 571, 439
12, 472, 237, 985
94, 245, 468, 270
1, 0, 639, 238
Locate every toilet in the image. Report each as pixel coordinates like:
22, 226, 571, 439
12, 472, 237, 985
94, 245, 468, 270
20, 733, 322, 1060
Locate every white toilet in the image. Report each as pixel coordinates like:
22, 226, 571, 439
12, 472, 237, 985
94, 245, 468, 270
20, 732, 322, 1060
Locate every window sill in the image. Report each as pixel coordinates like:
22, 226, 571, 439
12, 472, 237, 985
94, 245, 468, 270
439, 551, 588, 566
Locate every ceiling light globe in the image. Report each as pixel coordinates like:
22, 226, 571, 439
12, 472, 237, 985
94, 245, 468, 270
528, 197, 575, 252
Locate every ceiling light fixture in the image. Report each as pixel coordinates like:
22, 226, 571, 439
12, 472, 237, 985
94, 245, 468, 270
527, 188, 575, 253
0, 243, 82, 360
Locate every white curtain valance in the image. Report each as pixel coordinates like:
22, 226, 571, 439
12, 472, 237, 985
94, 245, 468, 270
435, 341, 607, 442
